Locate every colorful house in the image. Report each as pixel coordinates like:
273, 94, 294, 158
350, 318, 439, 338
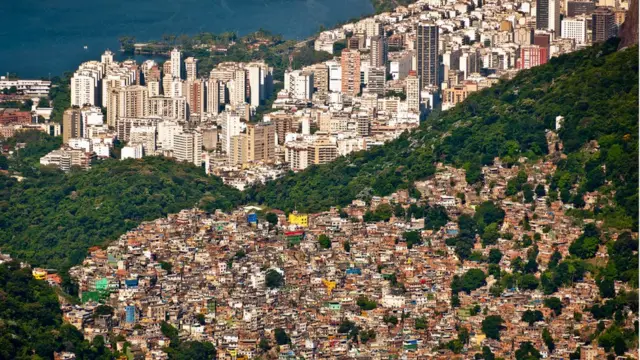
288, 212, 308, 227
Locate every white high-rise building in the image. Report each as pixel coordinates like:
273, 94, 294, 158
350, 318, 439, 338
207, 78, 221, 115
184, 57, 198, 82
246, 63, 273, 107
157, 120, 183, 150
71, 71, 101, 107
129, 126, 157, 155
170, 48, 182, 80
101, 50, 114, 67
174, 131, 203, 166
147, 80, 160, 97
220, 112, 243, 154
80, 107, 104, 137
284, 70, 314, 100
229, 69, 247, 106
326, 60, 342, 92
561, 17, 588, 44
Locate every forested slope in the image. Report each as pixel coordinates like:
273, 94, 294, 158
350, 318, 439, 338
0, 157, 241, 271
245, 39, 638, 229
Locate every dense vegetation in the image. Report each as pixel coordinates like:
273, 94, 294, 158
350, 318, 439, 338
0, 157, 241, 272
0, 261, 118, 359
246, 40, 638, 232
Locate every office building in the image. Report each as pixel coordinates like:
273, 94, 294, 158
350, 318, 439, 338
148, 96, 187, 120
340, 49, 361, 96
567, 0, 596, 16
592, 7, 616, 43
561, 17, 588, 44
416, 23, 439, 88
537, 0, 560, 35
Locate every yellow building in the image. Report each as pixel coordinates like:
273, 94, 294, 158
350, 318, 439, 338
32, 268, 47, 280
288, 212, 308, 227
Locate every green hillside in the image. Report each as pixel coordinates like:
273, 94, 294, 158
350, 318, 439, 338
245, 39, 638, 229
0, 157, 241, 271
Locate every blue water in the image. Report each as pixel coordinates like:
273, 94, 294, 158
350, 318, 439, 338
0, 0, 373, 78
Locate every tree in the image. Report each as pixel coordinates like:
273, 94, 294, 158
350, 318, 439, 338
343, 241, 351, 252
318, 234, 331, 249
488, 249, 503, 264
481, 315, 504, 340
415, 316, 427, 330
515, 342, 541, 360
598, 278, 616, 298
522, 310, 544, 326
265, 269, 284, 289
357, 295, 377, 310
482, 346, 495, 360
482, 223, 500, 246
265, 212, 278, 226
522, 183, 535, 203
541, 328, 555, 353
451, 269, 487, 294
274, 328, 290, 345
259, 337, 271, 352
403, 231, 421, 248
543, 297, 563, 316
535, 184, 546, 197
383, 315, 398, 326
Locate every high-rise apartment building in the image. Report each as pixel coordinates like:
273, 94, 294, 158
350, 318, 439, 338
366, 67, 386, 96
71, 70, 101, 107
184, 79, 206, 116
170, 48, 182, 79
229, 134, 248, 166
184, 57, 198, 82
173, 131, 202, 166
406, 71, 421, 114
247, 122, 276, 163
284, 70, 314, 100
63, 108, 82, 143
303, 63, 329, 98
312, 137, 338, 165
117, 85, 149, 122
229, 69, 247, 106
326, 60, 342, 93
370, 35, 387, 67
129, 126, 157, 155
220, 112, 243, 154
415, 23, 439, 88
592, 7, 617, 43
247, 63, 274, 107
207, 78, 221, 115
340, 49, 361, 96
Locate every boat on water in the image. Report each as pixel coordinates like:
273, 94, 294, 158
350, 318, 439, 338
83, 45, 88, 49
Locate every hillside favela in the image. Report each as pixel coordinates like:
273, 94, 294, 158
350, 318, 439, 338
0, 0, 638, 358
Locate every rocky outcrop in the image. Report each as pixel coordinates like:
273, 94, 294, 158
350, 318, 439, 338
618, 0, 638, 49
